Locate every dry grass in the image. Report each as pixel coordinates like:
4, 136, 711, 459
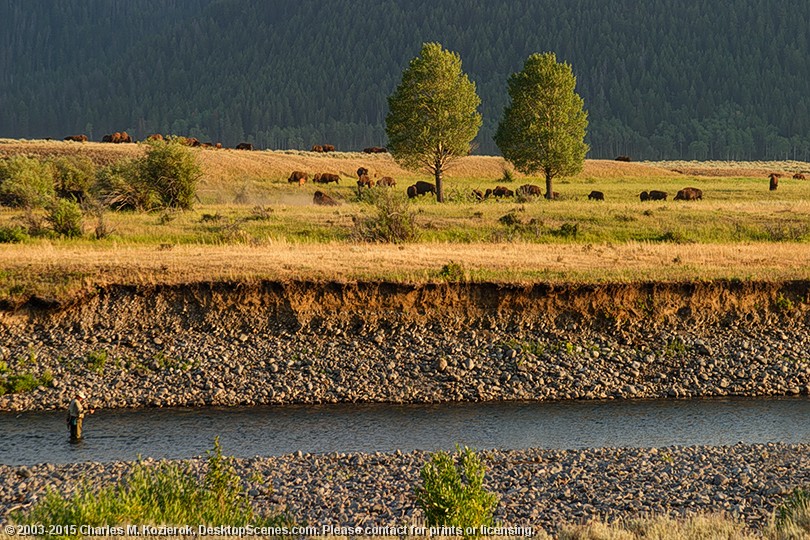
2, 242, 810, 301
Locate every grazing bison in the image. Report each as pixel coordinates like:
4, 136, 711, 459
322, 144, 335, 152
357, 174, 375, 189
674, 187, 703, 201
640, 190, 667, 201
517, 184, 542, 197
311, 145, 324, 152
377, 176, 396, 187
235, 142, 253, 151
793, 173, 806, 180
471, 189, 485, 201
147, 134, 164, 141
314, 173, 340, 184
215, 142, 222, 149
363, 146, 387, 153
492, 186, 515, 198
615, 155, 631, 162
287, 171, 308, 185
588, 190, 605, 201
102, 132, 132, 143
407, 181, 436, 198
356, 167, 369, 179
313, 191, 339, 206
63, 134, 88, 142
769, 173, 779, 191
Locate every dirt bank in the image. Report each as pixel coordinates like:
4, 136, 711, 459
1, 280, 809, 411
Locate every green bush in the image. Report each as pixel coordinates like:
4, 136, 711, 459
0, 225, 28, 243
13, 438, 291, 537
140, 139, 202, 209
0, 155, 55, 208
93, 159, 158, 211
772, 487, 810, 539
416, 445, 498, 537
352, 188, 419, 243
51, 155, 97, 199
46, 199, 84, 237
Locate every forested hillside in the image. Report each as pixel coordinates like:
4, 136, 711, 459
1, 0, 808, 159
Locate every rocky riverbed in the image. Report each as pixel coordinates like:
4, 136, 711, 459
2, 444, 808, 533
1, 281, 810, 412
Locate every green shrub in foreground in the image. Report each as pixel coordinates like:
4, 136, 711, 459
0, 225, 28, 243
771, 487, 810, 540
0, 155, 55, 208
416, 445, 498, 537
46, 199, 84, 237
353, 188, 419, 243
13, 438, 291, 537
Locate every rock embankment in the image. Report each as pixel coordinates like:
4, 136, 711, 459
0, 281, 809, 411
2, 444, 808, 533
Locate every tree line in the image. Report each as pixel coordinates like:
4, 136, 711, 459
1, 0, 809, 160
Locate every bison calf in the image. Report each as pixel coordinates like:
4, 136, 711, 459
588, 190, 605, 201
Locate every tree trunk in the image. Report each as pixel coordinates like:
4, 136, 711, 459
545, 170, 553, 200
435, 166, 444, 203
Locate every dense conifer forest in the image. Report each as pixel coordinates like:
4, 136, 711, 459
1, 0, 808, 159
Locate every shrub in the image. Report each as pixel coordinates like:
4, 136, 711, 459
140, 139, 202, 209
46, 198, 84, 237
51, 155, 97, 199
416, 445, 498, 537
439, 261, 466, 281
0, 225, 28, 243
500, 167, 516, 183
94, 159, 158, 211
0, 155, 55, 208
353, 189, 419, 243
12, 438, 291, 536
772, 487, 810, 539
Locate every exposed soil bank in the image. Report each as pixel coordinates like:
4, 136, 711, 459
1, 280, 809, 411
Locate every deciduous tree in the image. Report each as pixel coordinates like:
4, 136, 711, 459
386, 43, 481, 202
495, 52, 588, 199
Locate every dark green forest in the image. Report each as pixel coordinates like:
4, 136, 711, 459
2, 0, 809, 159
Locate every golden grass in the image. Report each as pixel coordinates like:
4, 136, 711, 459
2, 242, 810, 301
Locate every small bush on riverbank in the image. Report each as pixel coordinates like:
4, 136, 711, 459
416, 445, 498, 537
0, 362, 53, 396
12, 438, 291, 537
770, 487, 810, 539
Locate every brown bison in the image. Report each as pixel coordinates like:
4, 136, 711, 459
588, 190, 605, 201
235, 142, 253, 151
63, 134, 88, 142
363, 146, 387, 153
357, 174, 375, 189
769, 173, 779, 191
492, 186, 515, 198
517, 184, 542, 197
472, 189, 485, 201
322, 144, 335, 152
311, 145, 324, 152
377, 176, 396, 187
102, 132, 133, 143
793, 173, 806, 180
674, 187, 703, 201
640, 190, 667, 201
615, 155, 631, 162
215, 142, 223, 149
407, 181, 436, 198
314, 173, 340, 184
288, 171, 308, 185
357, 167, 369, 178
313, 191, 339, 206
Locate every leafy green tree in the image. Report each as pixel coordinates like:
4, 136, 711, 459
495, 52, 588, 199
386, 42, 482, 202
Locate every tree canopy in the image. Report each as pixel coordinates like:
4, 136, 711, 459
386, 43, 482, 202
495, 52, 588, 199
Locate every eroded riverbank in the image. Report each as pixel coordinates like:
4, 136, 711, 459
1, 280, 809, 411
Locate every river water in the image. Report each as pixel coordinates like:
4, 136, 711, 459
1, 397, 808, 466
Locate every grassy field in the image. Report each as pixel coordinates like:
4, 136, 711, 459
1, 139, 810, 300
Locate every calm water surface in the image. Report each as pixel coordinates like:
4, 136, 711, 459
0, 397, 808, 466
